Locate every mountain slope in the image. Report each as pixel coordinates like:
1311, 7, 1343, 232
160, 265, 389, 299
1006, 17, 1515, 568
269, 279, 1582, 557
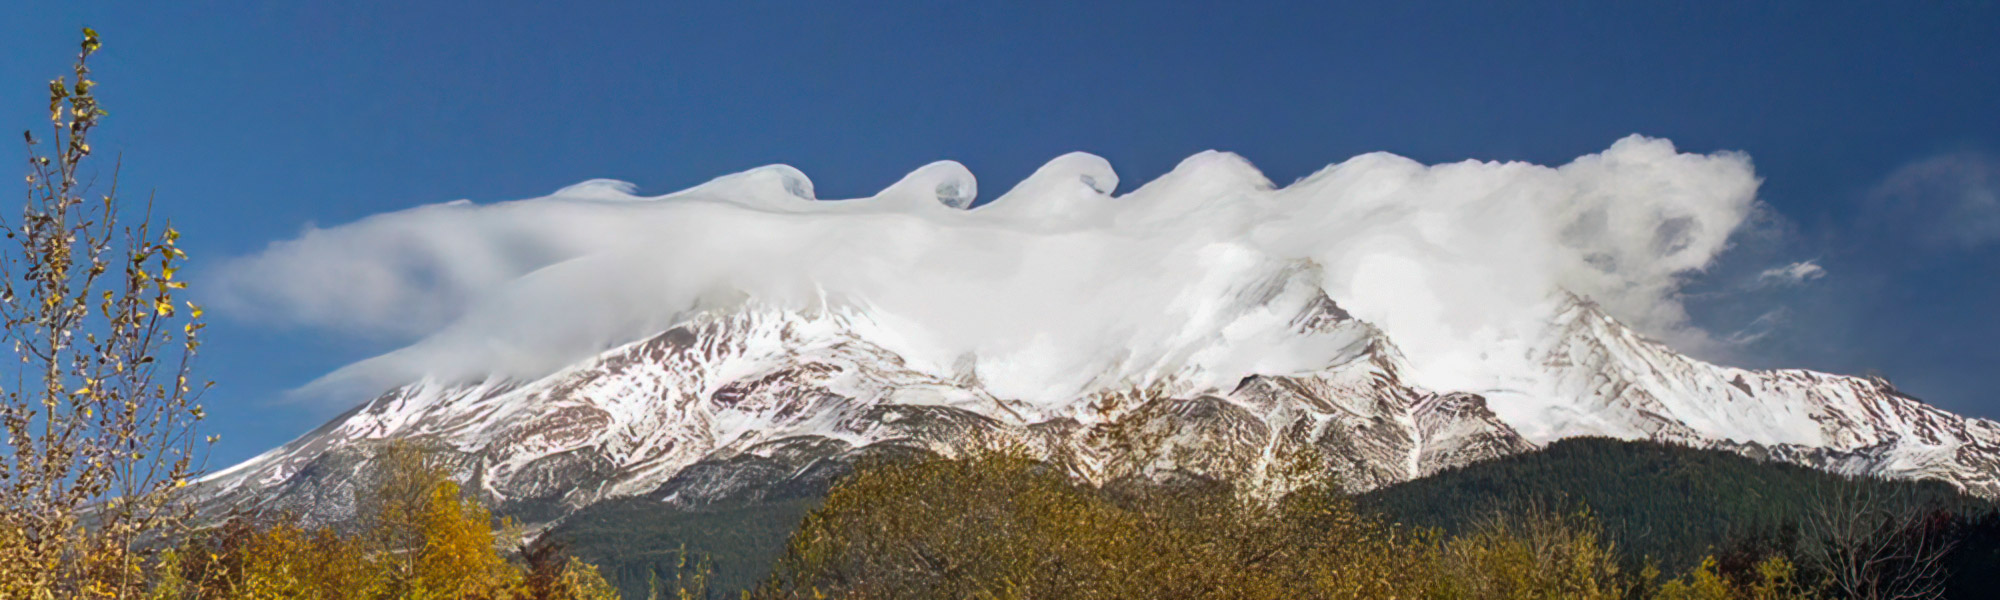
195, 266, 2000, 530
1492, 295, 2000, 497
199, 264, 1536, 525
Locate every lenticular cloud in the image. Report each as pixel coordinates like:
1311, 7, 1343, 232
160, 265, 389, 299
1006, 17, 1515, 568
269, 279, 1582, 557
211, 135, 1760, 402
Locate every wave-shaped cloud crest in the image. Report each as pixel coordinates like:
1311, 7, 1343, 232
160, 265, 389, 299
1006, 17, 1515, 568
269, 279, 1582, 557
211, 136, 1760, 401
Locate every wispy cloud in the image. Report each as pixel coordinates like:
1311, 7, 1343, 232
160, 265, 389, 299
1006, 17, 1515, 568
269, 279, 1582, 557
1753, 260, 1826, 288
1724, 308, 1792, 346
1868, 151, 2000, 249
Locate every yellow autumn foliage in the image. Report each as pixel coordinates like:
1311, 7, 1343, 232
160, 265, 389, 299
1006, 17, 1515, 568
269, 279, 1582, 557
1656, 555, 1819, 600
140, 440, 616, 600
753, 452, 1827, 600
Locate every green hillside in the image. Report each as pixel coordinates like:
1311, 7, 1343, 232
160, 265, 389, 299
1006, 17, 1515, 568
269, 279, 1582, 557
542, 497, 816, 599
1359, 437, 1981, 571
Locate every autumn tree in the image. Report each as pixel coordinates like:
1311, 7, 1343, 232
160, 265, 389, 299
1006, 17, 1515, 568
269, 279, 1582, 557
1656, 554, 1821, 600
153, 439, 619, 600
1801, 481, 1955, 600
750, 450, 1863, 600
0, 28, 211, 600
379, 441, 519, 598
756, 451, 1443, 600
1430, 509, 1627, 599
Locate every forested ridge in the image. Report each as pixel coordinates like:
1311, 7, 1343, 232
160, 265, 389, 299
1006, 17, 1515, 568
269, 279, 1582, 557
549, 498, 817, 599
548, 437, 2000, 599
1360, 437, 1983, 571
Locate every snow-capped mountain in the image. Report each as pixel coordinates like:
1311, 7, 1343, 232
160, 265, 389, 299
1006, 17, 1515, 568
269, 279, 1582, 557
190, 140, 2000, 527
195, 261, 2000, 528
1507, 295, 2000, 496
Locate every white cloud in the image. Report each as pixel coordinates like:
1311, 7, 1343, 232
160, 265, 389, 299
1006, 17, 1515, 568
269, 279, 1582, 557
1754, 260, 1826, 287
209, 135, 1762, 401
1723, 308, 1791, 346
1869, 151, 2000, 248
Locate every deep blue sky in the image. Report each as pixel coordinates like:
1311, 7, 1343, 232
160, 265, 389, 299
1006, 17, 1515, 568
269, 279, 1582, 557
3, 2, 1996, 468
